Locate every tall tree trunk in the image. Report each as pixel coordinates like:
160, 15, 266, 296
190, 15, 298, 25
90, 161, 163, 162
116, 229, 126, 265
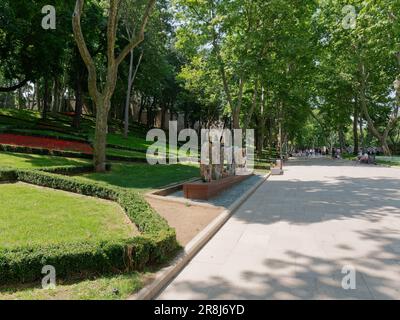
257, 86, 267, 156
243, 81, 258, 131
18, 88, 24, 109
35, 81, 41, 111
161, 103, 167, 130
278, 101, 284, 159
138, 95, 145, 124
257, 125, 265, 156
52, 78, 60, 114
359, 62, 394, 155
93, 99, 109, 172
124, 50, 143, 137
359, 118, 364, 150
338, 126, 345, 153
232, 76, 244, 129
72, 75, 83, 129
353, 97, 359, 155
124, 51, 135, 137
147, 98, 156, 128
42, 79, 49, 119
380, 133, 392, 156
72, 0, 156, 172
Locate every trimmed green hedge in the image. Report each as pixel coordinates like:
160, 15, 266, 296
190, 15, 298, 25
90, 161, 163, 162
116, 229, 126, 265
0, 144, 93, 159
0, 168, 178, 284
0, 164, 110, 181
36, 163, 111, 176
0, 168, 17, 182
0, 144, 150, 163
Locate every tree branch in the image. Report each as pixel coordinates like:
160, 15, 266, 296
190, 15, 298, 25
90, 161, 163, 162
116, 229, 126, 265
0, 79, 28, 92
358, 62, 383, 139
103, 0, 121, 100
106, 0, 120, 67
243, 80, 258, 131
115, 0, 156, 67
72, 0, 100, 103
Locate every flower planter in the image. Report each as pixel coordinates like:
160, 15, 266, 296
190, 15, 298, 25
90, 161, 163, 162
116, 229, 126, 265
183, 174, 253, 200
0, 133, 93, 154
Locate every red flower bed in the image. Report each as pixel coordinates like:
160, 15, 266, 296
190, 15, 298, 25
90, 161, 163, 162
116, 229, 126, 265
0, 134, 93, 154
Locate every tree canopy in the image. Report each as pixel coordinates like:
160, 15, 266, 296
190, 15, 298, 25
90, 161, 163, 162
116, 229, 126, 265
1, 0, 399, 163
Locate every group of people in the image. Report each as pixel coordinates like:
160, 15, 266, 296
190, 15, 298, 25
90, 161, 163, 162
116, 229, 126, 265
292, 146, 380, 165
332, 147, 378, 164
356, 148, 378, 164
293, 148, 326, 158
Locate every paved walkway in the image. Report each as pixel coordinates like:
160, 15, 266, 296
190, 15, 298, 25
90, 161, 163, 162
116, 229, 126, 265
158, 158, 400, 299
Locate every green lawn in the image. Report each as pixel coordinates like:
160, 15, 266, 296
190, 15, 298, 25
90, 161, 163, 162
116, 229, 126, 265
0, 152, 90, 169
106, 133, 199, 159
0, 108, 41, 122
0, 183, 136, 248
0, 272, 146, 300
106, 148, 149, 159
76, 162, 199, 192
376, 156, 400, 167
106, 133, 151, 150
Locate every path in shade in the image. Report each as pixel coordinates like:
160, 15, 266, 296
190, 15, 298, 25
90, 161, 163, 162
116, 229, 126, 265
158, 158, 400, 300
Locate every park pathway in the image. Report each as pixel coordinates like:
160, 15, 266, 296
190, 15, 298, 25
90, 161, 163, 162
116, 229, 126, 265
158, 158, 400, 299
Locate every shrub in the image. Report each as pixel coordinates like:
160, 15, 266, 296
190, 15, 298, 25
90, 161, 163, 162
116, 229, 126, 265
0, 144, 149, 163
37, 163, 111, 175
0, 144, 92, 159
0, 168, 17, 182
0, 240, 128, 283
0, 164, 110, 182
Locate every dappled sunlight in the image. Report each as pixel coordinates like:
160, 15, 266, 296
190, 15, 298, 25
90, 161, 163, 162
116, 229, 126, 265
160, 241, 400, 299
159, 159, 400, 300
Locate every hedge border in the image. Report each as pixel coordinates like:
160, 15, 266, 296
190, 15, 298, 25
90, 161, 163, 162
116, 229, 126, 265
0, 163, 109, 181
0, 144, 93, 160
0, 144, 151, 163
0, 167, 178, 284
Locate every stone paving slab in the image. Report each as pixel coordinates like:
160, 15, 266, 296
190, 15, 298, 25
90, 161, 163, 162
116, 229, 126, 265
158, 158, 400, 300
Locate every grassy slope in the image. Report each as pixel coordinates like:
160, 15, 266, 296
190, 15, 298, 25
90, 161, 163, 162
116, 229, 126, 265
0, 152, 90, 169
106, 148, 149, 159
1, 108, 200, 160
0, 183, 136, 248
0, 108, 200, 299
106, 133, 151, 150
1, 108, 154, 154
0, 108, 41, 122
